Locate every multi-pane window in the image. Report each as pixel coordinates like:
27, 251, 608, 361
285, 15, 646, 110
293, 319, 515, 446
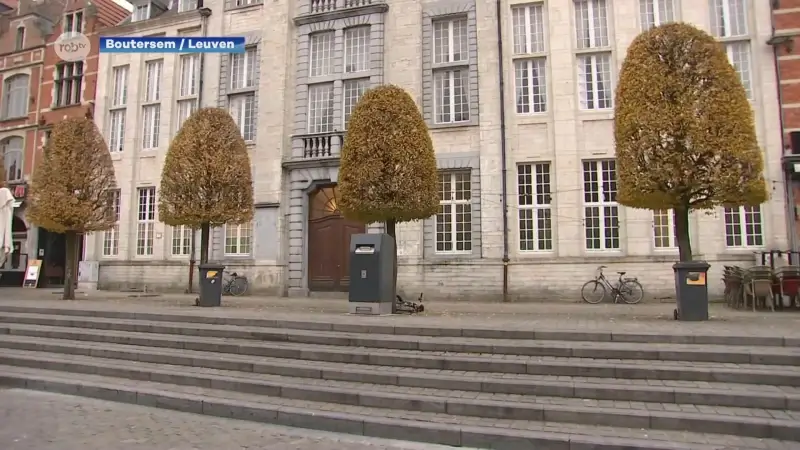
132, 4, 149, 22
1, 137, 23, 182
64, 11, 83, 33
512, 4, 547, 114
435, 172, 472, 253
2, 74, 29, 119
432, 17, 470, 124
108, 66, 128, 153
724, 205, 764, 248
639, 0, 675, 31
308, 83, 334, 133
178, 0, 198, 12
343, 79, 368, 129
54, 62, 83, 107
583, 160, 619, 250
177, 54, 199, 132
653, 209, 678, 249
103, 190, 121, 257
172, 225, 192, 256
229, 48, 257, 141
344, 26, 370, 73
711, 0, 751, 99
518, 163, 553, 251
136, 187, 156, 256
309, 32, 334, 77
575, 0, 609, 49
176, 100, 197, 132
574, 0, 612, 110
225, 223, 253, 255
142, 60, 162, 150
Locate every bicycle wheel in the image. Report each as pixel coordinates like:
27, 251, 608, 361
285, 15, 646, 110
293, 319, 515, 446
228, 277, 249, 296
581, 280, 606, 304
619, 279, 644, 304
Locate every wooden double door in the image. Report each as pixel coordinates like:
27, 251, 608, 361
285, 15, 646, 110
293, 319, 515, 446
307, 185, 365, 292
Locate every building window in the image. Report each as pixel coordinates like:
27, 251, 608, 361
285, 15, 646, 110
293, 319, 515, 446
132, 4, 150, 22
109, 111, 125, 153
343, 79, 368, 129
653, 209, 677, 249
108, 66, 128, 153
136, 187, 156, 256
512, 3, 547, 114
639, 0, 675, 30
309, 32, 334, 77
435, 171, 472, 253
711, 0, 751, 99
308, 83, 334, 133
432, 17, 470, 124
234, 0, 260, 6
228, 47, 257, 141
518, 163, 552, 251
112, 65, 129, 106
224, 222, 252, 256
176, 100, 197, 132
103, 190, 121, 257
54, 62, 83, 107
2, 74, 29, 119
177, 54, 199, 131
172, 225, 192, 256
64, 11, 83, 33
574, 0, 612, 110
725, 42, 752, 99
142, 60, 162, 150
178, 0, 198, 12
15, 27, 24, 50
575, 0, 609, 49
583, 160, 619, 250
344, 26, 370, 73
1, 137, 23, 182
724, 205, 764, 248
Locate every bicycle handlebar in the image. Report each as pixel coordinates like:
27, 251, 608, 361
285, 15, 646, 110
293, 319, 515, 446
597, 265, 607, 270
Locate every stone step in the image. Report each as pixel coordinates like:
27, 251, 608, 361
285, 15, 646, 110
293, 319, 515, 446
2, 325, 800, 386
0, 304, 795, 347
0, 332, 798, 412
2, 312, 798, 365
0, 365, 794, 450
2, 347, 799, 441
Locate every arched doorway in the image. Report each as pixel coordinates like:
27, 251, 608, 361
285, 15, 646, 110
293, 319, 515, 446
307, 185, 365, 292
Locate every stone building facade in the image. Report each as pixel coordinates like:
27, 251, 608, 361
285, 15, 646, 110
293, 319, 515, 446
88, 0, 788, 301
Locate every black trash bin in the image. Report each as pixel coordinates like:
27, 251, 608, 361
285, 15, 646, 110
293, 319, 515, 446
197, 263, 225, 307
673, 261, 711, 321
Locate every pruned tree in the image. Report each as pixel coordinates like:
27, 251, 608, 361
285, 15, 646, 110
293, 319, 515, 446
338, 84, 439, 293
27, 117, 117, 300
159, 107, 254, 265
614, 22, 767, 262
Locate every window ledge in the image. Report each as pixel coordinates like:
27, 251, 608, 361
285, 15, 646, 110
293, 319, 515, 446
429, 121, 478, 131
109, 105, 127, 111
224, 1, 263, 13
50, 104, 82, 111
0, 115, 28, 123
575, 47, 613, 55
432, 60, 469, 70
577, 111, 614, 120
110, 152, 123, 161
142, 101, 161, 107
228, 87, 257, 96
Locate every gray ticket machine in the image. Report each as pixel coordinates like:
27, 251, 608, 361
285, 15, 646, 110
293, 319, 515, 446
348, 233, 396, 315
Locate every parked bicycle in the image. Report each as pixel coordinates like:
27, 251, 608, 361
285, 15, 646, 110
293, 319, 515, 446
222, 271, 249, 296
581, 265, 644, 304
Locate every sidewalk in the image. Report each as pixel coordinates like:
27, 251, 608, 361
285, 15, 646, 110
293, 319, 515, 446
2, 287, 799, 337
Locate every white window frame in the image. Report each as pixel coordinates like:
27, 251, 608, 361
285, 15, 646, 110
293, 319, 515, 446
108, 66, 128, 153
724, 41, 752, 100
144, 60, 163, 103
136, 187, 156, 257
517, 162, 553, 252
639, 0, 676, 31
343, 26, 371, 73
432, 17, 471, 125
582, 160, 620, 251
171, 225, 192, 257
309, 32, 334, 78
142, 60, 162, 150
132, 4, 150, 22
108, 110, 126, 153
342, 78, 369, 129
224, 223, 253, 256
103, 190, 121, 257
178, 0, 198, 13
111, 65, 129, 107
142, 105, 160, 149
724, 205, 764, 248
230, 47, 257, 90
2, 74, 29, 119
64, 10, 83, 33
229, 93, 255, 141
574, 0, 609, 50
54, 62, 83, 107
578, 53, 613, 110
15, 26, 24, 51
512, 3, 548, 115
435, 171, 473, 254
711, 0, 751, 99
307, 83, 335, 133
176, 54, 199, 132
652, 209, 678, 250
1, 137, 24, 183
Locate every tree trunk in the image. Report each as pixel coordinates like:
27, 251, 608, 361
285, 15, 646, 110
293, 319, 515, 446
200, 222, 210, 264
62, 231, 77, 300
673, 206, 692, 262
385, 219, 398, 309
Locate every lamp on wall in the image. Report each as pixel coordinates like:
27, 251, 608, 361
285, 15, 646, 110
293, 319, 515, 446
768, 34, 797, 53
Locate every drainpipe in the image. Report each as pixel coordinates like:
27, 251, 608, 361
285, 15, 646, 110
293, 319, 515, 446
495, 0, 511, 301
769, 1, 798, 252
28, 49, 46, 259
187, 6, 211, 293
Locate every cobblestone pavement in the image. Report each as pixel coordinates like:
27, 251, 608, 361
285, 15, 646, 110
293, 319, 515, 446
0, 388, 464, 450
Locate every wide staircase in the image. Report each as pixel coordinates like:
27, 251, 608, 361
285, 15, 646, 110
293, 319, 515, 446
0, 305, 798, 449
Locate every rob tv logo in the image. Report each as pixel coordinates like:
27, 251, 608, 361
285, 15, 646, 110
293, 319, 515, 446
54, 32, 91, 62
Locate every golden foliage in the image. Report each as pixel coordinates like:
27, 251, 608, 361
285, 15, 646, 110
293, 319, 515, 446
27, 118, 117, 233
614, 22, 767, 210
159, 107, 254, 227
338, 85, 439, 224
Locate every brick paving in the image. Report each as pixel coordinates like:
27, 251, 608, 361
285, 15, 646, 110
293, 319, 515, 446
0, 388, 461, 450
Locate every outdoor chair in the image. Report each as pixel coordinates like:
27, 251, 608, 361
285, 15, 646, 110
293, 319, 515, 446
743, 266, 775, 312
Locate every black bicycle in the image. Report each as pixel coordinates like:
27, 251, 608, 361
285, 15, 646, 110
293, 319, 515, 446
222, 271, 249, 296
581, 265, 644, 304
